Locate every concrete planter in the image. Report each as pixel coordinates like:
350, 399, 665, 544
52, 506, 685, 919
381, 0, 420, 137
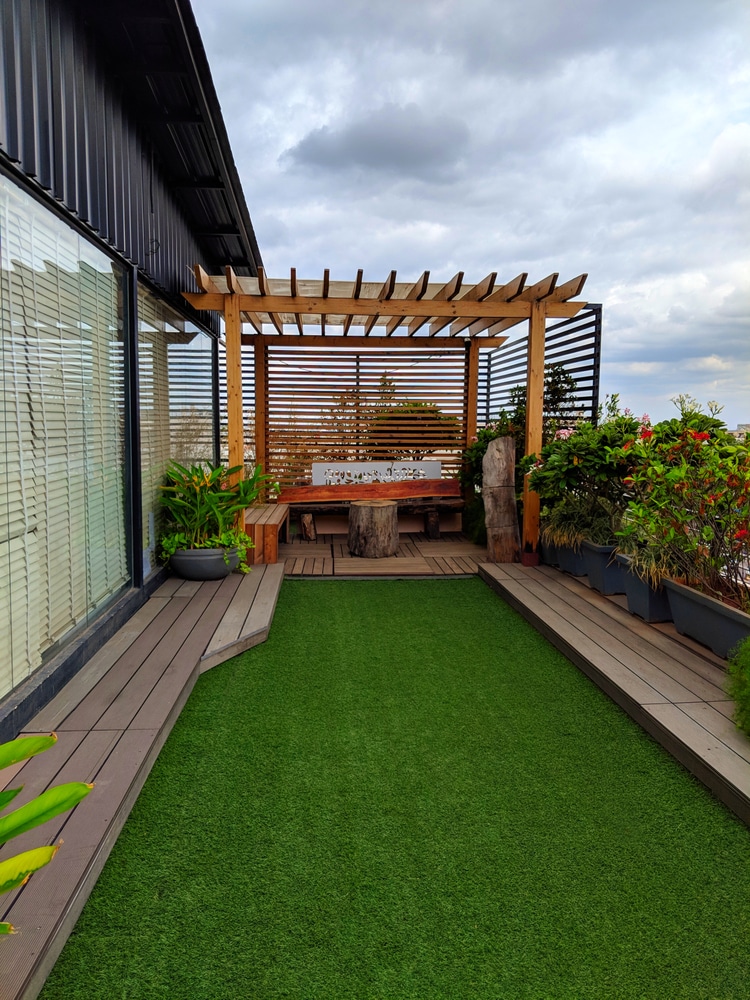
614, 554, 672, 623
581, 540, 627, 595
662, 578, 750, 658
169, 547, 239, 580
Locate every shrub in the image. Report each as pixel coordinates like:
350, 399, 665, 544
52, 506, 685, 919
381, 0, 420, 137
614, 420, 749, 609
527, 401, 643, 545
727, 637, 750, 737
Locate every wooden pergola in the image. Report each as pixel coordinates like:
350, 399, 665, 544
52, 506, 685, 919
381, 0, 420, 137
183, 265, 588, 550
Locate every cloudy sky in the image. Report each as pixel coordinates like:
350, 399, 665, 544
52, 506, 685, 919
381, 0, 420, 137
190, 0, 749, 428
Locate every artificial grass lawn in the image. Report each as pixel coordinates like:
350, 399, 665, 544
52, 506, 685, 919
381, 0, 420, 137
42, 578, 750, 999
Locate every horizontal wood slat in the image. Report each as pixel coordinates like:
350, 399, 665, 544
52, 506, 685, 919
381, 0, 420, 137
278, 479, 461, 503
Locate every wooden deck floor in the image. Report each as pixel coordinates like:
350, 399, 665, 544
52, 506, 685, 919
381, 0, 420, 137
280, 532, 482, 577
480, 562, 750, 827
0, 564, 284, 1000
2, 554, 749, 999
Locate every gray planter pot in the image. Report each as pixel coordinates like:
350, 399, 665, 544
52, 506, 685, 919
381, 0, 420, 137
615, 554, 672, 623
556, 544, 587, 577
581, 540, 627, 595
540, 539, 558, 567
169, 547, 239, 581
663, 578, 750, 658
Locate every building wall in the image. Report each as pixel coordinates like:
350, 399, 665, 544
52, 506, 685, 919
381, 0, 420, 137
0, 0, 217, 321
0, 0, 246, 715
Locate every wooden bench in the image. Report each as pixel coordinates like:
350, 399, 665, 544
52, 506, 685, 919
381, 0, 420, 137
244, 503, 290, 564
277, 480, 463, 540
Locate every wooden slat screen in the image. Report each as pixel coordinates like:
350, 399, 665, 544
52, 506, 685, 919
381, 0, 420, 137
264, 346, 466, 487
218, 341, 256, 465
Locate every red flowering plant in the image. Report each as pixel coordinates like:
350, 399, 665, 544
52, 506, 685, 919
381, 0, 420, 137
526, 397, 643, 547
612, 403, 750, 610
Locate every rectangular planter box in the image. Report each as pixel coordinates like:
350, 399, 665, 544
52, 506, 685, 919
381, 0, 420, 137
556, 544, 587, 577
581, 540, 626, 595
540, 539, 558, 567
615, 554, 672, 623
663, 578, 750, 658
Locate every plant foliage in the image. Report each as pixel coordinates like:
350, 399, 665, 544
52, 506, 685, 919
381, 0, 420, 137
614, 420, 749, 609
0, 734, 92, 935
159, 461, 278, 573
727, 637, 750, 737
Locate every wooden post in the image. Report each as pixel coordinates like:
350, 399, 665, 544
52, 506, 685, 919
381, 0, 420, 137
254, 336, 267, 477
225, 292, 244, 482
483, 437, 520, 562
522, 300, 546, 552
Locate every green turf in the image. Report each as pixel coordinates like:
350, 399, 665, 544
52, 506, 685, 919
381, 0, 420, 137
41, 578, 750, 999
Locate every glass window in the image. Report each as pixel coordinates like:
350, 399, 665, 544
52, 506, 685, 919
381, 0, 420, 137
137, 289, 214, 579
0, 175, 128, 699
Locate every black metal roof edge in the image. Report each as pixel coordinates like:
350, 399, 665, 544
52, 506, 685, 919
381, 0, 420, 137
170, 0, 263, 276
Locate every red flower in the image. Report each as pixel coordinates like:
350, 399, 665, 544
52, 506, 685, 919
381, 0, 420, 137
735, 529, 749, 541
688, 430, 710, 441
640, 428, 654, 439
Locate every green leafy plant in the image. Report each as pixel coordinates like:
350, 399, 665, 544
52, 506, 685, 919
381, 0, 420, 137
527, 404, 643, 546
1, 734, 92, 935
159, 461, 278, 574
614, 424, 750, 609
727, 637, 750, 737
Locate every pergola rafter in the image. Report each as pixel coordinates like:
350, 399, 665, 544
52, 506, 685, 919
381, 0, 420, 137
182, 266, 589, 551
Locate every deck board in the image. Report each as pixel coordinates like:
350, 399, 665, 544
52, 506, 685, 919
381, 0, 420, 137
480, 562, 750, 826
0, 563, 285, 1000
500, 564, 724, 703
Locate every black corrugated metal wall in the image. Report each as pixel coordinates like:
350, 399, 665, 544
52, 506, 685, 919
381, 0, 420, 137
0, 0, 221, 324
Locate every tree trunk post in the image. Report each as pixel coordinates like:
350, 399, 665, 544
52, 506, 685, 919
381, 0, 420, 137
299, 512, 317, 541
348, 500, 399, 558
482, 437, 521, 563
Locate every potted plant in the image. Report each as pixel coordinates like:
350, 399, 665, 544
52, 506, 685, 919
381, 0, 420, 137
613, 552, 673, 623
159, 461, 277, 580
528, 399, 643, 589
615, 407, 750, 656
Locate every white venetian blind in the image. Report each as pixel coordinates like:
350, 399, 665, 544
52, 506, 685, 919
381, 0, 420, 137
0, 176, 128, 701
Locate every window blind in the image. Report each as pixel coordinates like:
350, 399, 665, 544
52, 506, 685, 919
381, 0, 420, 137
0, 175, 128, 701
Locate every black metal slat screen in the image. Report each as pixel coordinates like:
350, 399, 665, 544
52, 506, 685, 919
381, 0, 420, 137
479, 305, 602, 426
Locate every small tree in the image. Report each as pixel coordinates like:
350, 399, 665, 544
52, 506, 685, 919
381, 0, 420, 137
365, 401, 461, 460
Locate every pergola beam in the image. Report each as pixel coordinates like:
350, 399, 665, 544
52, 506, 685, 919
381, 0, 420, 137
183, 268, 591, 555
182, 292, 585, 323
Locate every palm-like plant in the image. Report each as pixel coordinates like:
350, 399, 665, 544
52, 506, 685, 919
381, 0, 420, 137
159, 461, 278, 573
1, 734, 92, 935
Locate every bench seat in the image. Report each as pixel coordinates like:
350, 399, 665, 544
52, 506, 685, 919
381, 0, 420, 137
277, 479, 463, 540
244, 504, 290, 564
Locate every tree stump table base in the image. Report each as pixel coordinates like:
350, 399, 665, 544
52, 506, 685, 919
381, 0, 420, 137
347, 500, 399, 558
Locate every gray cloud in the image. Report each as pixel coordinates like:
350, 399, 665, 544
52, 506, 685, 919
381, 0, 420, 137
190, 0, 750, 427
284, 104, 470, 181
